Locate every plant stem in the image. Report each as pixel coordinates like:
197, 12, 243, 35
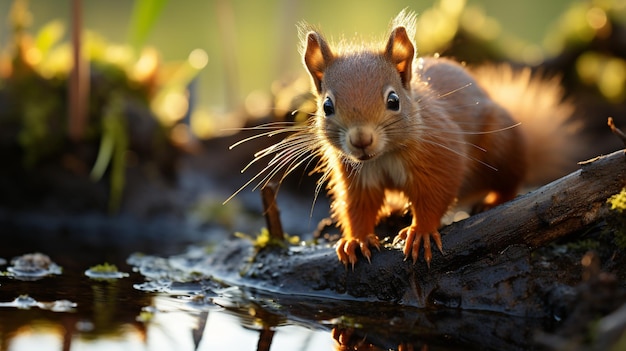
68, 0, 88, 141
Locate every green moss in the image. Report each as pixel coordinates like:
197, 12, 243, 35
607, 188, 626, 213
235, 228, 300, 250
607, 188, 626, 249
88, 262, 119, 273
235, 229, 302, 271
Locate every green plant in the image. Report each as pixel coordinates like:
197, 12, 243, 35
607, 187, 626, 249
0, 0, 205, 212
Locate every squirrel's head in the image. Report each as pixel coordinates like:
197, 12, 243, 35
301, 11, 418, 162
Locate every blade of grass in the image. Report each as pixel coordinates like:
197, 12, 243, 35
127, 0, 169, 51
89, 129, 114, 181
89, 94, 128, 212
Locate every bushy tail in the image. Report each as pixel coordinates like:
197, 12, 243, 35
472, 65, 583, 185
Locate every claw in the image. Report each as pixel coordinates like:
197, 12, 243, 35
422, 233, 431, 264
336, 238, 358, 269
432, 231, 443, 254
334, 234, 380, 268
394, 226, 443, 266
411, 231, 423, 263
360, 243, 372, 263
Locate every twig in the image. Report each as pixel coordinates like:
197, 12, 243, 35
608, 117, 626, 147
256, 327, 275, 351
261, 182, 284, 241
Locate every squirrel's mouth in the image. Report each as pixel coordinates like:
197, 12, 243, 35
351, 150, 376, 161
357, 153, 375, 161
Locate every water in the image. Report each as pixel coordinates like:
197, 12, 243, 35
0, 224, 336, 351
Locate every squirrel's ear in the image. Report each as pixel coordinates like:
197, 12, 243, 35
385, 26, 414, 89
303, 31, 334, 93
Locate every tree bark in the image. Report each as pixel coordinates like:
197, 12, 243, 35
207, 150, 626, 316
437, 149, 625, 271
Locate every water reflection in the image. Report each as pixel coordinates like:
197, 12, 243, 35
7, 324, 66, 351
146, 295, 333, 351
0, 252, 335, 351
0, 295, 76, 312
0, 293, 335, 351
0, 243, 549, 351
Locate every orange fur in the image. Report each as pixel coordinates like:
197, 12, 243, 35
226, 11, 578, 267
295, 10, 578, 267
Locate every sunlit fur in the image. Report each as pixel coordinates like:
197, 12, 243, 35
229, 10, 578, 267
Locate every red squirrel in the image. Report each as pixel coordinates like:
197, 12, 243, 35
232, 11, 579, 267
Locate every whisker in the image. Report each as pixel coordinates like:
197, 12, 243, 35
420, 138, 498, 171
260, 148, 322, 196
310, 163, 332, 217
402, 122, 522, 136
251, 157, 295, 191
255, 135, 306, 159
414, 82, 473, 103
383, 119, 495, 157
225, 125, 323, 205
223, 121, 298, 133
384, 124, 491, 155
223, 160, 282, 204
448, 120, 518, 127
276, 153, 318, 186
312, 159, 331, 191
463, 142, 487, 153
240, 132, 313, 171
379, 115, 406, 130
263, 141, 314, 176
228, 125, 306, 150
225, 146, 312, 204
437, 82, 473, 98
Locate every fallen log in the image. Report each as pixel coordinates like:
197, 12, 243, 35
206, 150, 626, 316
438, 149, 625, 270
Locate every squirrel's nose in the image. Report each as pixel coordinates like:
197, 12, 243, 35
349, 128, 374, 149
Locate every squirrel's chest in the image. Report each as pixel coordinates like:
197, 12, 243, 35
353, 154, 409, 189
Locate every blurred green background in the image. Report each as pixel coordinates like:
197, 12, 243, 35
0, 0, 574, 134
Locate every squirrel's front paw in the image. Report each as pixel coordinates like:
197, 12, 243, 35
393, 226, 443, 266
335, 234, 380, 268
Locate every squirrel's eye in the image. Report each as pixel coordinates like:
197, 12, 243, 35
323, 96, 335, 116
386, 91, 400, 111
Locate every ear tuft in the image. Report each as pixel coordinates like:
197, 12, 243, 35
392, 9, 417, 40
